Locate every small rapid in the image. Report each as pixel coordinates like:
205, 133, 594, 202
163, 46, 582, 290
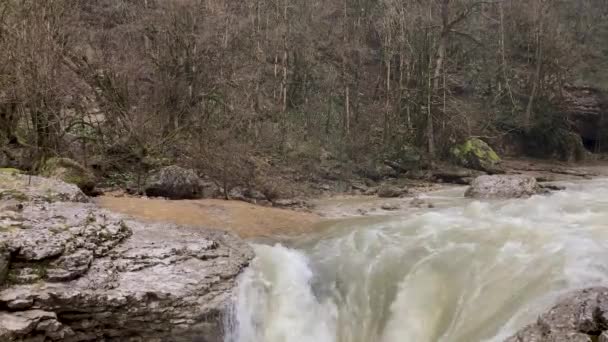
225, 179, 608, 342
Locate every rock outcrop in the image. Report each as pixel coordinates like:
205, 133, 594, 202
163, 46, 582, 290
0, 172, 253, 341
465, 175, 541, 199
0, 172, 89, 203
145, 165, 204, 200
40, 158, 97, 196
505, 287, 608, 342
451, 138, 502, 173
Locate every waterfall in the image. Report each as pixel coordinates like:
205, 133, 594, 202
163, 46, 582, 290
226, 179, 608, 342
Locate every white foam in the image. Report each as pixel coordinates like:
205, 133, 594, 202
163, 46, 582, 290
227, 180, 608, 342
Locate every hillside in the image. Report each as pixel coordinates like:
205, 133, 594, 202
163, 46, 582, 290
0, 0, 607, 196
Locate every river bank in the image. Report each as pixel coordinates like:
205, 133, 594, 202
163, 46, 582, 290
97, 157, 608, 240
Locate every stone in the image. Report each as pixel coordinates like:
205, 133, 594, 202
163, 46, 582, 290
411, 197, 434, 208
505, 287, 608, 342
145, 165, 203, 199
539, 183, 567, 192
0, 174, 253, 342
433, 166, 485, 185
272, 198, 310, 209
465, 175, 540, 199
377, 185, 408, 198
0, 172, 88, 203
40, 157, 96, 195
451, 138, 502, 173
380, 203, 400, 211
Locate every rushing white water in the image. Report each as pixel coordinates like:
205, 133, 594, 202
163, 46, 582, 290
225, 179, 608, 342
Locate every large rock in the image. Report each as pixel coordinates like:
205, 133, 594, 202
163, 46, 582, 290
40, 157, 96, 195
377, 185, 409, 198
0, 174, 253, 341
505, 287, 608, 342
451, 138, 502, 173
145, 165, 204, 199
433, 165, 485, 185
465, 175, 540, 199
0, 172, 88, 203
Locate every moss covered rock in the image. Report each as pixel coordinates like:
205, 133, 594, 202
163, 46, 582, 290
559, 131, 587, 162
451, 138, 501, 173
40, 157, 96, 195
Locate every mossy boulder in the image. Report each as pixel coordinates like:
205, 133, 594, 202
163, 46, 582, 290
40, 157, 96, 195
451, 138, 502, 173
559, 131, 587, 162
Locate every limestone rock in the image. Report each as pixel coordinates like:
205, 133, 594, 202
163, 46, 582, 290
145, 165, 203, 199
451, 138, 502, 173
3, 204, 132, 284
505, 287, 608, 342
377, 185, 408, 198
40, 157, 96, 195
0, 174, 253, 341
0, 172, 88, 203
465, 175, 540, 199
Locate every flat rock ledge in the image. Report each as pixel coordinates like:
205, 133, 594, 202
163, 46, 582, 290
506, 287, 608, 342
0, 173, 253, 342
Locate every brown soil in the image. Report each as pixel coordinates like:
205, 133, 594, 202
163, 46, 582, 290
96, 196, 320, 239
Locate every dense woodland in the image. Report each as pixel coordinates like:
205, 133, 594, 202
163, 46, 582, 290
1, 0, 607, 193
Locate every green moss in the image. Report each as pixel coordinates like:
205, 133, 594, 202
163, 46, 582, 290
451, 138, 501, 171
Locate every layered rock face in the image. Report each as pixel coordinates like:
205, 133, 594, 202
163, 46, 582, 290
506, 287, 608, 342
0, 172, 253, 341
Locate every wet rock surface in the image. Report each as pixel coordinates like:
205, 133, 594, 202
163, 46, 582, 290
505, 287, 608, 342
0, 173, 253, 341
465, 175, 541, 199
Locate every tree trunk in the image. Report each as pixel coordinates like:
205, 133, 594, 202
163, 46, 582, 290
525, 0, 545, 131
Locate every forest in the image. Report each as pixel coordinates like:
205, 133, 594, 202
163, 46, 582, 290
1, 0, 607, 195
